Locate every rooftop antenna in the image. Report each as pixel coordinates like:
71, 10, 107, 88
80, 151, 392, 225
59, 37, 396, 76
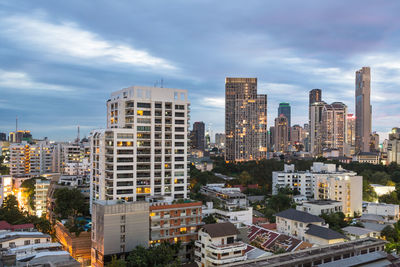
161, 78, 164, 88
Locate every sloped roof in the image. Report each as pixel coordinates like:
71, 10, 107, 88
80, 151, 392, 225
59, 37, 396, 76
342, 226, 376, 236
275, 209, 325, 223
201, 222, 239, 238
305, 224, 346, 240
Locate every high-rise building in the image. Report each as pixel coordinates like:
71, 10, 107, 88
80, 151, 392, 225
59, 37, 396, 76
9, 130, 32, 143
268, 126, 275, 152
278, 103, 291, 129
321, 102, 347, 156
309, 89, 322, 152
388, 128, 400, 164
190, 122, 205, 151
310, 101, 326, 156
215, 133, 225, 148
291, 124, 304, 150
370, 132, 380, 152
225, 78, 267, 162
90, 86, 190, 207
9, 141, 52, 177
0, 133, 6, 142
346, 114, 356, 146
355, 67, 372, 153
274, 114, 289, 153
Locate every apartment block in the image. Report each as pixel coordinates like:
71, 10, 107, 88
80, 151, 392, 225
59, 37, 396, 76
364, 202, 400, 221
195, 222, 247, 266
274, 114, 289, 152
225, 77, 267, 162
321, 102, 347, 156
296, 200, 343, 216
91, 200, 149, 267
90, 86, 190, 207
9, 142, 52, 177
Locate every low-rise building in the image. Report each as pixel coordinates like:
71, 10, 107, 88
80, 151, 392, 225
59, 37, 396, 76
296, 200, 343, 216
342, 226, 381, 240
275, 209, 346, 245
0, 231, 50, 249
195, 222, 247, 267
353, 152, 380, 164
364, 202, 400, 221
149, 199, 203, 262
370, 184, 395, 197
202, 202, 253, 226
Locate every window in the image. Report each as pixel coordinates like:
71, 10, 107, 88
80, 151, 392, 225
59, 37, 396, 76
121, 225, 125, 233
120, 245, 125, 252
174, 92, 178, 100
121, 235, 126, 243
24, 240, 31, 245
9, 242, 15, 248
227, 237, 234, 244
121, 215, 126, 222
35, 239, 40, 244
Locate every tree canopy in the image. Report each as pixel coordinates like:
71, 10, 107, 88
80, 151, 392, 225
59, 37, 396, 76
54, 187, 89, 219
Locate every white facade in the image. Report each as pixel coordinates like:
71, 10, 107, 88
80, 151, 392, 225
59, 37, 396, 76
296, 200, 343, 216
202, 202, 252, 226
370, 184, 395, 197
10, 142, 52, 177
0, 231, 50, 249
315, 174, 363, 217
90, 87, 190, 208
0, 175, 12, 205
194, 224, 247, 267
34, 179, 50, 217
364, 202, 400, 221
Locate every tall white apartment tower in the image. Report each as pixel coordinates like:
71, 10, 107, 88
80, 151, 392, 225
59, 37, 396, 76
90, 86, 190, 208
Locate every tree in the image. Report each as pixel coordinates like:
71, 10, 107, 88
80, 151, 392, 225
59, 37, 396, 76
363, 180, 378, 202
0, 156, 9, 175
379, 191, 399, 204
106, 256, 126, 267
382, 225, 397, 243
239, 171, 252, 185
320, 212, 348, 232
54, 187, 88, 219
203, 215, 217, 224
126, 242, 181, 267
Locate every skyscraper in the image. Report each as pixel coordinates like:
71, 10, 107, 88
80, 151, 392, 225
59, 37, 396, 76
310, 101, 326, 156
321, 102, 347, 155
278, 103, 291, 128
225, 78, 267, 162
346, 114, 356, 155
355, 67, 372, 153
90, 86, 190, 207
191, 121, 205, 151
274, 115, 289, 152
309, 89, 322, 151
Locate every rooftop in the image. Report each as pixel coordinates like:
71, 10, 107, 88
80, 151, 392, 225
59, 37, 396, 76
275, 209, 325, 223
342, 226, 377, 236
305, 224, 346, 240
201, 222, 239, 238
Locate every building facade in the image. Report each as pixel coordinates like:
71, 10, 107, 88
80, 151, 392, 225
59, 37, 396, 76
274, 115, 289, 153
321, 102, 347, 156
355, 67, 372, 153
191, 121, 205, 151
310, 101, 326, 156
225, 78, 267, 162
90, 87, 190, 207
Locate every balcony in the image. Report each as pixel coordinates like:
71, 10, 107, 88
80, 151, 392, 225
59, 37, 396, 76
206, 254, 247, 265
206, 242, 247, 254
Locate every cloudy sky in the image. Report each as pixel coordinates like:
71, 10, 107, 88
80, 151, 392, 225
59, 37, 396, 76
1, 0, 400, 141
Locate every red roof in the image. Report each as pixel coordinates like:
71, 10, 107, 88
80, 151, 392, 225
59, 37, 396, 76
0, 221, 34, 231
259, 223, 277, 230
252, 217, 268, 224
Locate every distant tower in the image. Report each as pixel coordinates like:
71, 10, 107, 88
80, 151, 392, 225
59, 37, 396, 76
75, 125, 80, 143
355, 67, 372, 153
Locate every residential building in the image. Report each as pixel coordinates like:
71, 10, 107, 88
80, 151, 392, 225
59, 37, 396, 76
315, 173, 363, 216
195, 222, 247, 266
225, 77, 267, 162
272, 164, 314, 197
9, 142, 52, 177
34, 179, 50, 217
346, 113, 356, 155
228, 238, 389, 267
274, 114, 289, 152
0, 175, 12, 205
342, 226, 380, 240
9, 130, 32, 143
364, 202, 399, 221
0, 231, 51, 249
296, 200, 343, 216
355, 66, 372, 153
215, 133, 225, 149
191, 121, 205, 151
275, 209, 345, 245
245, 225, 312, 254
91, 200, 149, 267
310, 101, 326, 156
321, 102, 347, 156
309, 89, 322, 152
291, 124, 304, 148
387, 127, 400, 164
149, 199, 202, 262
369, 184, 395, 197
90, 86, 190, 207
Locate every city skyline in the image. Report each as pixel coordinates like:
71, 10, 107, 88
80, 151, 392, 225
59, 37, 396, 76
1, 1, 400, 140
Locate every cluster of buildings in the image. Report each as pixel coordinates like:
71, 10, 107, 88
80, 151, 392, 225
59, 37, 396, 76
221, 67, 399, 166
